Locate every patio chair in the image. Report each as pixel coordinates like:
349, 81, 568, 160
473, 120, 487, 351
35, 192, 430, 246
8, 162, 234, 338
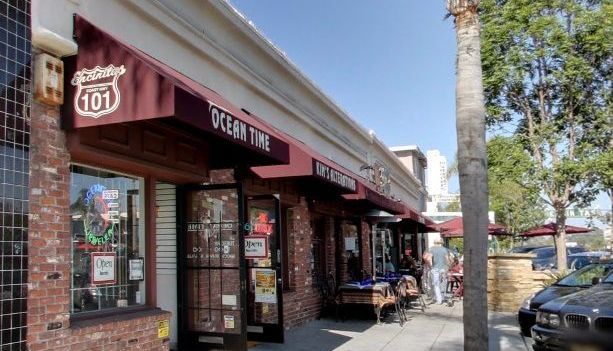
394, 278, 408, 325
404, 275, 427, 312
317, 271, 339, 321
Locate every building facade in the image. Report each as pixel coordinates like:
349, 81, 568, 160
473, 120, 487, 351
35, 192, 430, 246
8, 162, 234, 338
425, 149, 448, 197
4, 1, 433, 350
0, 0, 31, 349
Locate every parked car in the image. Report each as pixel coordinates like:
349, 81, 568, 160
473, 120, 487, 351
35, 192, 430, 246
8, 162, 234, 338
517, 260, 613, 337
531, 271, 613, 351
532, 246, 587, 270
568, 251, 611, 270
509, 245, 549, 254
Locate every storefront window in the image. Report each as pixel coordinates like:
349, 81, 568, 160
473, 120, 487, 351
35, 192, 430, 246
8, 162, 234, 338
69, 165, 146, 314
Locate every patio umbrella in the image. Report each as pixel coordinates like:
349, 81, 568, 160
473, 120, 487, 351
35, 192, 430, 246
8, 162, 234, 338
519, 223, 591, 237
434, 217, 509, 238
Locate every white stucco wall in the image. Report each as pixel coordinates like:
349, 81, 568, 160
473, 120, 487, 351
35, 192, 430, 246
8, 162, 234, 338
32, 0, 426, 208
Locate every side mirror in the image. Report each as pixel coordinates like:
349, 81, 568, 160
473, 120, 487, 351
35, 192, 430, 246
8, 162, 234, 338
592, 277, 602, 286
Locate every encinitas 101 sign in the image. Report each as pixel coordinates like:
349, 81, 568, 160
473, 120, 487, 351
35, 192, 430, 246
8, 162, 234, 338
313, 160, 357, 192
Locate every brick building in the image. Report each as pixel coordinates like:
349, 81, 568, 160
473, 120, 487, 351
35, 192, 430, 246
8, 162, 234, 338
0, 1, 432, 350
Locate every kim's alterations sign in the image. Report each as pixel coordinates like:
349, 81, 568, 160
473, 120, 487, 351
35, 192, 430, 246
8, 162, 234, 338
313, 160, 357, 192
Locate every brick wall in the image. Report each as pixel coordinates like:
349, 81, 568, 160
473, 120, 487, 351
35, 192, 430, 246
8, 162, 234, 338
28, 101, 171, 350
282, 198, 321, 329
361, 220, 372, 277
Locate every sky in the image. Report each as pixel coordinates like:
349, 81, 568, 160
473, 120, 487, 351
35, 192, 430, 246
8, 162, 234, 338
229, 0, 460, 191
228, 0, 609, 218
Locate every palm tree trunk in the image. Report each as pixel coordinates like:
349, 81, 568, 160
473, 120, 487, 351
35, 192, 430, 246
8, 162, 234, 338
447, 1, 489, 349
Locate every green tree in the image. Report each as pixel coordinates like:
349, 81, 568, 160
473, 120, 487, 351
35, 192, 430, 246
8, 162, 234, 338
481, 0, 612, 269
488, 136, 547, 235
447, 0, 489, 349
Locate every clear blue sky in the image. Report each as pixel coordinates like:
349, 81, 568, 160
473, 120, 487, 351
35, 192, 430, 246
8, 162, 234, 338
228, 1, 609, 216
230, 0, 461, 191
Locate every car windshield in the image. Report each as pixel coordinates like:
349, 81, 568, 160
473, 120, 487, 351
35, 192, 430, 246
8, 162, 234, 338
604, 272, 613, 283
535, 248, 555, 258
556, 264, 613, 287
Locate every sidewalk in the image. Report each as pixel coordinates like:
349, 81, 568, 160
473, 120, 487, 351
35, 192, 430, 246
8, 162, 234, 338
249, 302, 534, 351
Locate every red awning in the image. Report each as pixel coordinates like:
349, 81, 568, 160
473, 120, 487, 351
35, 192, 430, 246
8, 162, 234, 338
342, 181, 405, 214
432, 217, 509, 238
520, 223, 591, 237
397, 204, 435, 226
251, 134, 358, 193
63, 16, 289, 164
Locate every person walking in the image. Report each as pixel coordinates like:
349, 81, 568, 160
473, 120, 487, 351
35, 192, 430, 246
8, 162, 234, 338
429, 239, 453, 305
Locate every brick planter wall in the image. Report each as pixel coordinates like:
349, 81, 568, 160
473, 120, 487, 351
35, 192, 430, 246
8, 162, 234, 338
28, 101, 171, 350
487, 254, 550, 312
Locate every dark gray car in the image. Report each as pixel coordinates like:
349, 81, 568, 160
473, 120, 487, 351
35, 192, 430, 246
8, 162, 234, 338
531, 272, 613, 351
532, 246, 587, 270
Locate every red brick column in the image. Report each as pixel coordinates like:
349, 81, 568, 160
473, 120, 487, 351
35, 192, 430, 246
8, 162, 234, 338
361, 219, 372, 277
281, 198, 321, 329
28, 101, 171, 350
28, 102, 72, 349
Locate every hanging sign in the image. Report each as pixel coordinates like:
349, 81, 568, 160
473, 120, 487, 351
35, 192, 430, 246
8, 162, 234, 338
245, 236, 268, 259
91, 252, 116, 285
254, 269, 277, 303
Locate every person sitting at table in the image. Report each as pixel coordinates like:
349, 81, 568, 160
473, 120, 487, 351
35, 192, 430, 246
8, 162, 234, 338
384, 254, 396, 273
399, 255, 417, 270
450, 256, 463, 274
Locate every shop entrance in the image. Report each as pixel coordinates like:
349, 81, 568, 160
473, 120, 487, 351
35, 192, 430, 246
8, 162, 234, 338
244, 195, 284, 343
178, 184, 247, 351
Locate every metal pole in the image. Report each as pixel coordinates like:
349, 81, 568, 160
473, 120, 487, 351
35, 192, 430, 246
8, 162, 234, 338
372, 224, 376, 279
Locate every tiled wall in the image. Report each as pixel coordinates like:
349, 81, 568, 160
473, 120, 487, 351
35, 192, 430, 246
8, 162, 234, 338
0, 0, 30, 349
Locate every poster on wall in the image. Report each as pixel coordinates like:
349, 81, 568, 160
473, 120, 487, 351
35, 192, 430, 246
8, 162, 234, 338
129, 257, 144, 281
91, 252, 116, 285
245, 236, 268, 259
344, 237, 357, 251
254, 269, 277, 303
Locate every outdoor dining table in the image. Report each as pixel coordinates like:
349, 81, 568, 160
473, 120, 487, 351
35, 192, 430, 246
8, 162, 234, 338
337, 281, 396, 323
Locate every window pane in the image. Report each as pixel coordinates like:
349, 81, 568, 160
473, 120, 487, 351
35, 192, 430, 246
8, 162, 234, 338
69, 165, 145, 314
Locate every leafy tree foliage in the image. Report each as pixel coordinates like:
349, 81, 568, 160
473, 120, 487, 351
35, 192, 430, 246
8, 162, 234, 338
480, 0, 612, 268
487, 136, 547, 234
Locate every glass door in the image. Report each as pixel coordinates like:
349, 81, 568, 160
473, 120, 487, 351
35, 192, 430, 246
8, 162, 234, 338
245, 195, 284, 343
178, 184, 247, 351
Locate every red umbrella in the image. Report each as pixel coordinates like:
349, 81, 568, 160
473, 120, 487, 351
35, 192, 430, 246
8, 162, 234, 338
433, 217, 509, 238
520, 223, 591, 237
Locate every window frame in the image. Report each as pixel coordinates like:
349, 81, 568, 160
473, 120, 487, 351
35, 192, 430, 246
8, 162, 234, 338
68, 164, 148, 317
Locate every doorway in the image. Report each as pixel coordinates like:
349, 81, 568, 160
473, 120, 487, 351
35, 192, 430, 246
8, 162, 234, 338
177, 184, 247, 350
244, 195, 284, 343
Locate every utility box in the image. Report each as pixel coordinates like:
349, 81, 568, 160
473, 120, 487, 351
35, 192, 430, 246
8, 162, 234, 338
34, 53, 64, 106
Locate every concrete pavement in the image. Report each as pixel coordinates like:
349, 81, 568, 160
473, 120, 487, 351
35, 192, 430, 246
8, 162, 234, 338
249, 302, 535, 351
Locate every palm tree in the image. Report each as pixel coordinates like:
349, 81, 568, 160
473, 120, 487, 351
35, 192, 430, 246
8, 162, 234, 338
446, 0, 489, 350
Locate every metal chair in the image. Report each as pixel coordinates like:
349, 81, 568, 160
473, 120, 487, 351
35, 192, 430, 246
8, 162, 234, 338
405, 275, 427, 312
317, 271, 339, 320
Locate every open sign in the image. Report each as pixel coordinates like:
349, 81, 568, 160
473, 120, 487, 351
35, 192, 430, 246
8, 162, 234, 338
91, 252, 116, 285
244, 236, 268, 259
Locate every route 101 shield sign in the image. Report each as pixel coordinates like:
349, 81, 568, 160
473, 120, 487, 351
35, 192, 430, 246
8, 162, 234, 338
71, 64, 126, 119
